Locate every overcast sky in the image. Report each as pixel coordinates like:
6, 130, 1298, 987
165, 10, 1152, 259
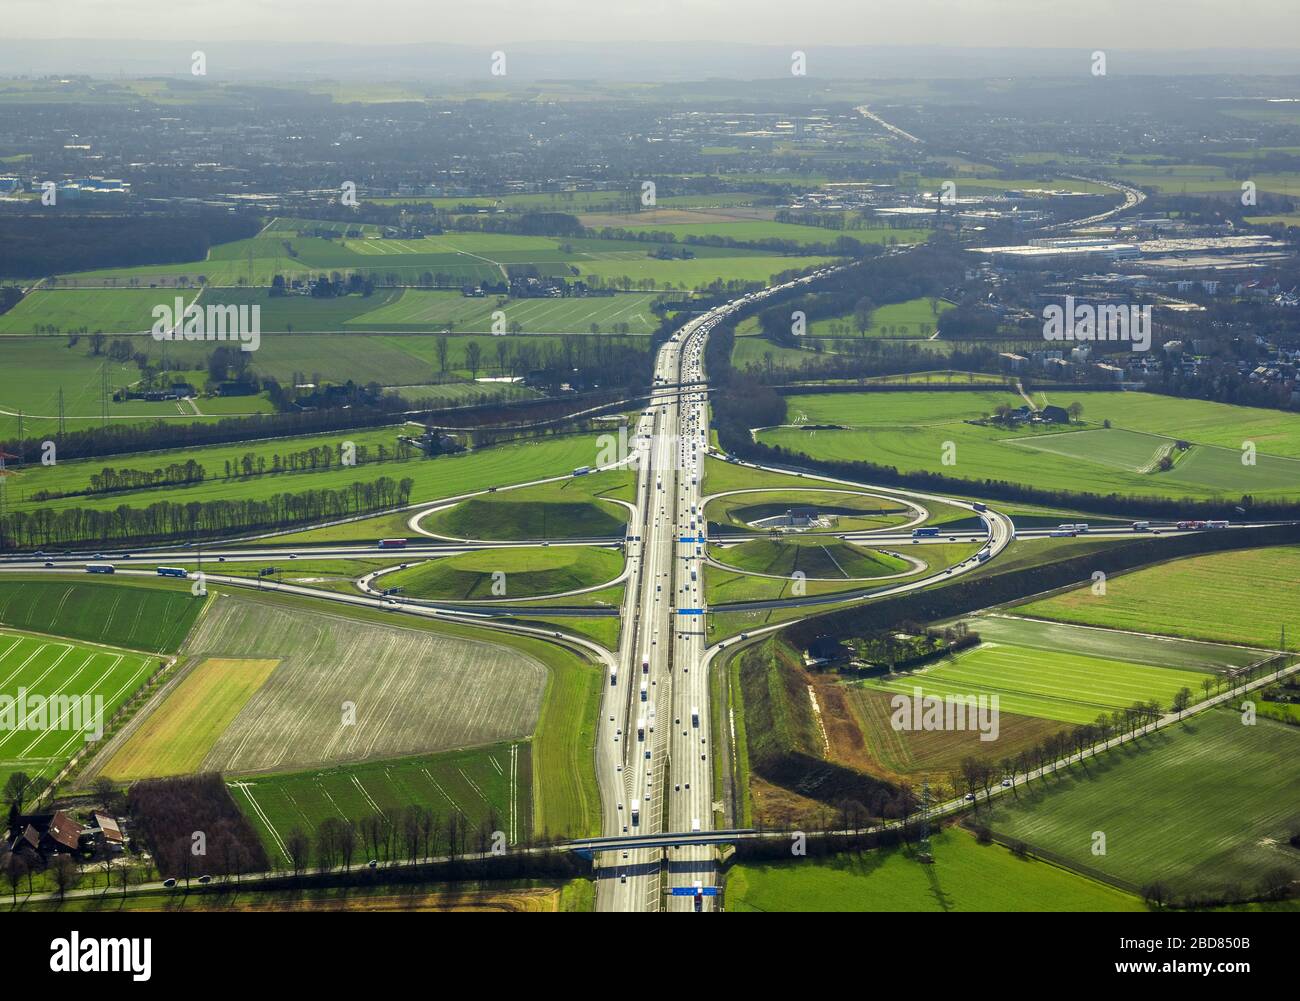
6, 0, 1300, 49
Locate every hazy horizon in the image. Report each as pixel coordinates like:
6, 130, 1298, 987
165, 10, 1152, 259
5, 0, 1300, 50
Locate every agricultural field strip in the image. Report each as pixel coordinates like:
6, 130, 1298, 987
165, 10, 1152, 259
227, 742, 522, 865
178, 595, 546, 775
1011, 545, 1300, 650
0, 630, 152, 777
863, 642, 1219, 724
983, 711, 1300, 896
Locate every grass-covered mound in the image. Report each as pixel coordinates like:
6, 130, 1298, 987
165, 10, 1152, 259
423, 474, 632, 540
382, 546, 623, 600
713, 536, 910, 579
706, 488, 910, 532
424, 494, 627, 540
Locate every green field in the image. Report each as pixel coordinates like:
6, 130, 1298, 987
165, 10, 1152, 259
712, 536, 910, 579
59, 286, 663, 336
350, 289, 661, 334
421, 473, 632, 540
705, 488, 913, 533
762, 390, 1300, 501
380, 546, 623, 600
701, 454, 829, 494
52, 228, 838, 292
229, 741, 530, 865
0, 288, 182, 335
725, 828, 1142, 911
0, 628, 156, 787
804, 296, 953, 339
581, 215, 926, 248
4, 431, 619, 530
731, 335, 835, 370
0, 338, 237, 440
1058, 391, 1300, 459
984, 710, 1300, 900
2, 425, 408, 515
0, 577, 204, 652
1016, 545, 1300, 649
862, 626, 1230, 725
705, 540, 981, 605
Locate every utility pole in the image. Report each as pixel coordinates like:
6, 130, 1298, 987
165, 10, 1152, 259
917, 780, 933, 863
57, 386, 66, 439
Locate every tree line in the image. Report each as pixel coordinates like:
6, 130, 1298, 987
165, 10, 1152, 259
31, 459, 206, 502
1, 475, 414, 548
0, 406, 406, 466
0, 210, 262, 279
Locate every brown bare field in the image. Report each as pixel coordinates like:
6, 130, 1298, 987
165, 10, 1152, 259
807, 672, 878, 773
842, 685, 1063, 784
170, 593, 547, 774
749, 775, 836, 830
101, 658, 279, 780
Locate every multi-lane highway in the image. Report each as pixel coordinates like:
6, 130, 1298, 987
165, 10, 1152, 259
594, 265, 854, 911
2, 260, 1285, 915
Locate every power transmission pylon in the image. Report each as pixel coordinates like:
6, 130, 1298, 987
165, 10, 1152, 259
917, 780, 933, 862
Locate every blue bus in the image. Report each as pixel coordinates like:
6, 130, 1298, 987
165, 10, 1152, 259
86, 564, 116, 574
156, 566, 188, 578
911, 527, 940, 538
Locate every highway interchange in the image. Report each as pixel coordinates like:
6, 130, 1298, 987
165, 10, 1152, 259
0, 265, 1285, 913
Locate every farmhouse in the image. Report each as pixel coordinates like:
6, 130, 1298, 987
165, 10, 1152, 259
81, 812, 126, 853
1040, 404, 1071, 424
7, 809, 82, 860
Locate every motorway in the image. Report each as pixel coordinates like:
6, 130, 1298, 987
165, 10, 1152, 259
595, 264, 910, 911
1, 262, 1284, 914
